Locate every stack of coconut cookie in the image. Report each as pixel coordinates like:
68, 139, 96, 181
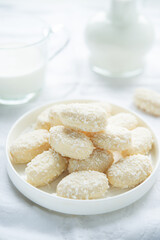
10, 102, 153, 200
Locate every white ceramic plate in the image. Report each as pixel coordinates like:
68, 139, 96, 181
6, 100, 159, 215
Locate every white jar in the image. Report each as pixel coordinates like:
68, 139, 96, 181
85, 0, 154, 78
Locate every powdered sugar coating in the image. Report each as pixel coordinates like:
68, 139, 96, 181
107, 154, 153, 188
91, 126, 132, 151
134, 88, 160, 116
10, 129, 50, 164
35, 107, 53, 130
25, 149, 68, 187
50, 126, 94, 160
123, 127, 153, 156
108, 113, 138, 130
68, 149, 114, 173
57, 170, 109, 199
51, 103, 107, 132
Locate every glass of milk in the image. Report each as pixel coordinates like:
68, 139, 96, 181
0, 13, 69, 105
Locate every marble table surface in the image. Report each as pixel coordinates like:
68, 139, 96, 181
1, 0, 160, 239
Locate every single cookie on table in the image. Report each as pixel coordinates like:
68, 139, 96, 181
10, 129, 50, 164
68, 149, 113, 173
57, 170, 109, 199
108, 112, 138, 130
25, 149, 68, 187
134, 88, 160, 116
35, 107, 53, 130
107, 154, 153, 189
122, 127, 153, 156
91, 126, 132, 151
49, 103, 107, 132
49, 126, 94, 160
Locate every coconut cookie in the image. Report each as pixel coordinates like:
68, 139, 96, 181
108, 112, 138, 130
57, 170, 109, 199
49, 104, 66, 126
25, 149, 68, 187
10, 129, 50, 164
91, 126, 132, 151
134, 88, 160, 116
35, 107, 53, 130
49, 103, 107, 132
68, 149, 113, 173
123, 127, 153, 156
107, 154, 153, 188
94, 102, 112, 117
50, 126, 94, 160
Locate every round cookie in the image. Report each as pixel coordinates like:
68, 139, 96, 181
49, 126, 94, 160
49, 103, 107, 132
68, 149, 113, 173
108, 112, 138, 130
25, 149, 68, 187
10, 129, 50, 164
123, 127, 153, 156
134, 88, 160, 116
56, 170, 109, 199
107, 154, 153, 188
91, 126, 132, 151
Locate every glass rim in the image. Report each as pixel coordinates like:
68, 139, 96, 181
0, 13, 51, 50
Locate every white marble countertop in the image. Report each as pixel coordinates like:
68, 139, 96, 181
1, 0, 160, 239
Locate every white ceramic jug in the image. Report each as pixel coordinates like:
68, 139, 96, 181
85, 0, 154, 78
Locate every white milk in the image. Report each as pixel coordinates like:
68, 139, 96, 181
0, 46, 46, 100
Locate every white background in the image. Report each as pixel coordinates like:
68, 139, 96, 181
0, 0, 160, 239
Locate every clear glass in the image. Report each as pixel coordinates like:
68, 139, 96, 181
0, 14, 69, 105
